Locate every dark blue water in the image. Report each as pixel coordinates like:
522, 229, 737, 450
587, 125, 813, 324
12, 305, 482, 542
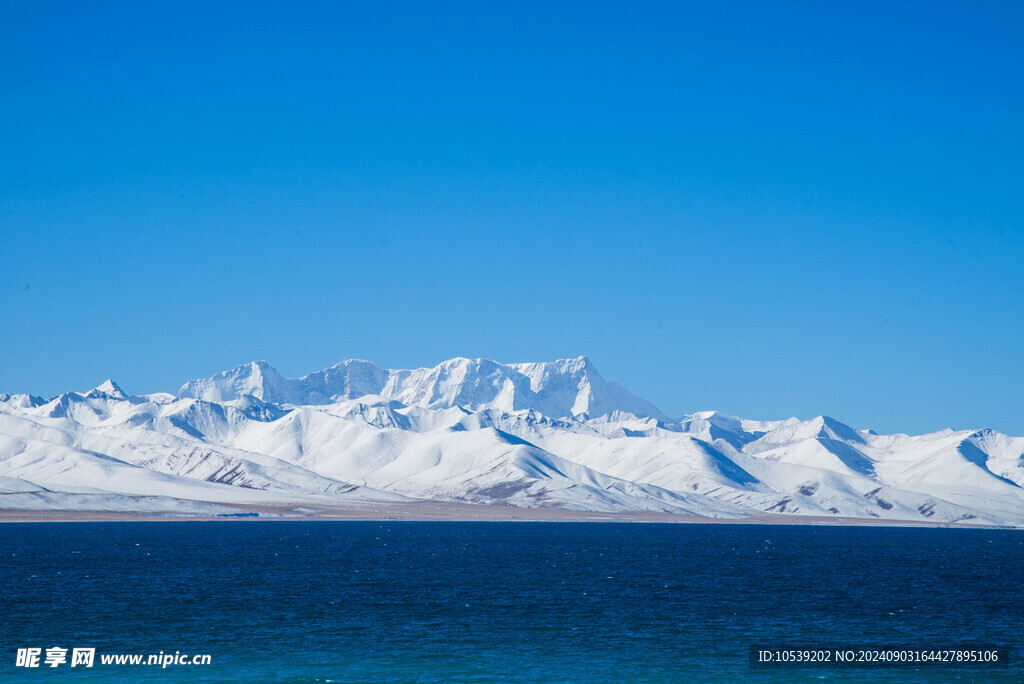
1, 522, 1022, 682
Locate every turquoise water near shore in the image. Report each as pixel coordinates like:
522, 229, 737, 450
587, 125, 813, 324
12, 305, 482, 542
1, 521, 1022, 682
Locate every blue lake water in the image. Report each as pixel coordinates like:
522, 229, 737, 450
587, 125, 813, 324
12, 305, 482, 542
1, 521, 1022, 682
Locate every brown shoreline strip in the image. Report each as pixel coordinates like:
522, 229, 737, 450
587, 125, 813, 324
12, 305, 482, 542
0, 502, 1009, 529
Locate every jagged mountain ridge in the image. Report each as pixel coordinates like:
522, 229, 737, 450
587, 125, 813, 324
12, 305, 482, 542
178, 356, 669, 420
1, 356, 1022, 525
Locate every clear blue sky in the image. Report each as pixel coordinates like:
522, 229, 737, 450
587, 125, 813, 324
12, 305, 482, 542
2, 1, 1021, 435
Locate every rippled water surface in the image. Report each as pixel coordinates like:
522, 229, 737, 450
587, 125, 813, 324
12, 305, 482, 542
1, 521, 1022, 682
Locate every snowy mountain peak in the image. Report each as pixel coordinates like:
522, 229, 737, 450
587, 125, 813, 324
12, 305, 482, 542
293, 359, 389, 404
176, 356, 665, 420
178, 360, 292, 404
0, 393, 45, 409
507, 356, 666, 420
747, 415, 866, 451
815, 415, 866, 443
88, 379, 128, 399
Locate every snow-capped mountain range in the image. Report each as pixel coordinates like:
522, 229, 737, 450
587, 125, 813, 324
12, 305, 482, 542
2, 356, 1022, 525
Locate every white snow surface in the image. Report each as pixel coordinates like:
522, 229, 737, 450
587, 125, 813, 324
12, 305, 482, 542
2, 357, 1022, 525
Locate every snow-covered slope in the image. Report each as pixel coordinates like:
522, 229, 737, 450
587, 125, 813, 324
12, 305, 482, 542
3, 358, 1022, 525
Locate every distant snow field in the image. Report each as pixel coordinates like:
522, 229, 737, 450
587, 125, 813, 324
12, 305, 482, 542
1, 356, 1022, 526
